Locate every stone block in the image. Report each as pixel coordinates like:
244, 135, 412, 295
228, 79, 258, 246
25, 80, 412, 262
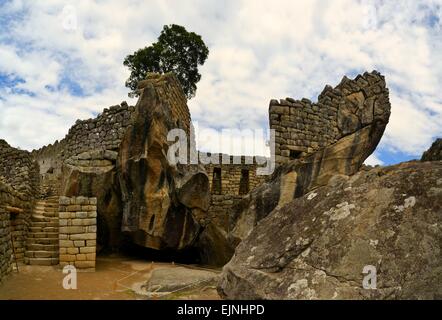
81, 205, 96, 211
74, 240, 85, 247
80, 246, 96, 254
87, 211, 97, 218
70, 233, 96, 240
74, 261, 95, 269
66, 205, 81, 212
76, 254, 86, 261
86, 240, 96, 247
75, 212, 88, 219
59, 240, 74, 247
60, 254, 76, 262
86, 253, 96, 260
59, 226, 86, 234
59, 212, 74, 219
67, 247, 79, 254
59, 197, 71, 205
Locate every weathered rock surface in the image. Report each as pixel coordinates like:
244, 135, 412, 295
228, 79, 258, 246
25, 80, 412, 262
421, 138, 442, 162
117, 73, 211, 251
228, 73, 391, 245
219, 161, 442, 299
140, 266, 219, 295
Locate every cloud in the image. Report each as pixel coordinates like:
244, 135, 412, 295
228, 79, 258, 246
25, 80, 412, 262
0, 0, 441, 165
364, 153, 384, 167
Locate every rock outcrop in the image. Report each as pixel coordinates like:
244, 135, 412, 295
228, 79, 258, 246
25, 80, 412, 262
117, 73, 211, 251
228, 72, 391, 245
421, 138, 442, 162
219, 161, 442, 299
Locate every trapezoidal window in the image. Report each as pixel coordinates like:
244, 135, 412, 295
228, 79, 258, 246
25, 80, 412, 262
239, 169, 250, 195
212, 167, 222, 195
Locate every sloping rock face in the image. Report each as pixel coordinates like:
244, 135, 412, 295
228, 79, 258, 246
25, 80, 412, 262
229, 72, 391, 245
421, 138, 442, 161
117, 73, 210, 251
219, 161, 442, 299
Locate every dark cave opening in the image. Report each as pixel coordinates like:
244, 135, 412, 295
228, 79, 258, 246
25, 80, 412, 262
116, 241, 202, 265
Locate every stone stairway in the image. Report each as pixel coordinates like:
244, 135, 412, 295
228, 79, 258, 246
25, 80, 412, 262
25, 196, 59, 265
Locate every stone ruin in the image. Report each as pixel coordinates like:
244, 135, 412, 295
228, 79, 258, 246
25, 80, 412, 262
0, 70, 391, 283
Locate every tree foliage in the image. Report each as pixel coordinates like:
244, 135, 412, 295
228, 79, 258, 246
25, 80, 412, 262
124, 24, 209, 99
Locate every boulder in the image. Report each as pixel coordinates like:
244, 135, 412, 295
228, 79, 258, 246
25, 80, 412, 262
228, 72, 391, 245
421, 138, 442, 162
218, 161, 442, 299
117, 73, 211, 251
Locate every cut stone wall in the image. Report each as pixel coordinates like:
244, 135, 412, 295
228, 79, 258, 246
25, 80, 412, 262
204, 155, 266, 230
59, 196, 97, 270
0, 139, 40, 198
31, 102, 136, 196
0, 178, 31, 282
269, 71, 389, 165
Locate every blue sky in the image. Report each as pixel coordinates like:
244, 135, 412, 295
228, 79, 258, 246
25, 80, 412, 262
0, 0, 441, 166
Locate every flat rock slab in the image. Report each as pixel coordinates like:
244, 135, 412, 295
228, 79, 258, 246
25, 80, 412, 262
140, 266, 219, 294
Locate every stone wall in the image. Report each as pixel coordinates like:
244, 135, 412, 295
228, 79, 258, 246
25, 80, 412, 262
0, 140, 36, 268
31, 102, 135, 196
204, 155, 266, 230
0, 139, 40, 198
0, 178, 31, 282
59, 196, 97, 270
269, 71, 389, 164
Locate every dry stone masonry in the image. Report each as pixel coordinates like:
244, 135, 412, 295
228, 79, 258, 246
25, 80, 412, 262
59, 196, 97, 270
0, 70, 398, 273
270, 71, 389, 164
205, 155, 266, 230
0, 178, 32, 282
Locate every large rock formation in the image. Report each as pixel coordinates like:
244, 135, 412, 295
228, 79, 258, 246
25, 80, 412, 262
59, 73, 212, 255
219, 160, 442, 299
228, 71, 391, 245
421, 138, 442, 162
117, 73, 211, 251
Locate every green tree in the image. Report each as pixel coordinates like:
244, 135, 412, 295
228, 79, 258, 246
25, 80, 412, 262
124, 24, 209, 99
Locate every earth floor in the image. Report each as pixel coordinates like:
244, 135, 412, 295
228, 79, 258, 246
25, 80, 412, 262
0, 254, 221, 300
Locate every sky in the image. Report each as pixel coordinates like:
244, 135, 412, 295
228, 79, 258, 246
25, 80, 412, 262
0, 0, 441, 166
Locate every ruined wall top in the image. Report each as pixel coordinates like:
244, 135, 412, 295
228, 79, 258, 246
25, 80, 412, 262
269, 70, 390, 164
0, 139, 40, 199
30, 101, 136, 181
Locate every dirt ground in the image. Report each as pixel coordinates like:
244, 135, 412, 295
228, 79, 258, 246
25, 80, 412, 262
0, 254, 221, 300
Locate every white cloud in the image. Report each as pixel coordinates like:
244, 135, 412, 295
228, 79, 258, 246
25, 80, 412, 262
364, 154, 384, 167
0, 0, 441, 164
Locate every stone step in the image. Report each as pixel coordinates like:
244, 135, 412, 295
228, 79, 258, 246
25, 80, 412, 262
31, 215, 58, 223
24, 257, 59, 266
31, 221, 59, 228
28, 232, 59, 239
42, 207, 58, 212
43, 212, 58, 218
25, 250, 58, 259
27, 238, 58, 245
29, 226, 59, 233
27, 243, 58, 251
